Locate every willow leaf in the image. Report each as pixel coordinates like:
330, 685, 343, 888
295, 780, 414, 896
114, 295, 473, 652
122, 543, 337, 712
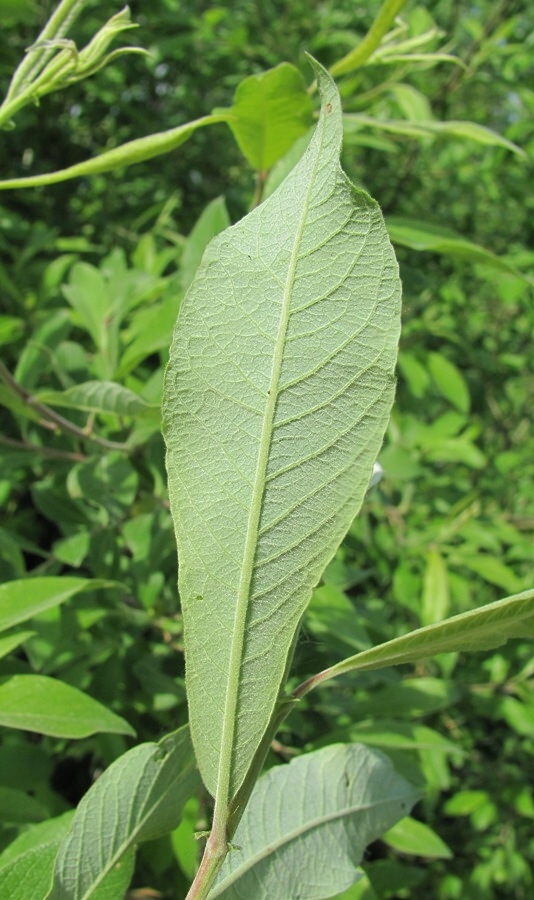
163, 58, 401, 802
296, 588, 534, 695
211, 744, 419, 899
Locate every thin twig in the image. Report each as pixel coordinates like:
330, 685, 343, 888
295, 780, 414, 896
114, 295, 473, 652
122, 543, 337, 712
0, 360, 130, 452
0, 433, 86, 462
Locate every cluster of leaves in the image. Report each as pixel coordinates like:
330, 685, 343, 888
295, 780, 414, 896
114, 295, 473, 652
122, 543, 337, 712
0, 0, 533, 897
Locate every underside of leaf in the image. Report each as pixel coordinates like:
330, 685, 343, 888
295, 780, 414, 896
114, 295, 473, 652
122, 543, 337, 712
163, 58, 401, 801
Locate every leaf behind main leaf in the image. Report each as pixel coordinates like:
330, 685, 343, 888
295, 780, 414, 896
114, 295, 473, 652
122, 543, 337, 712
296, 588, 534, 695
163, 58, 401, 801
210, 743, 419, 899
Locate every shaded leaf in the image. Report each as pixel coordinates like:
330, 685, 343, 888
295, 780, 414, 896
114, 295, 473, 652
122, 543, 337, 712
0, 785, 48, 824
211, 743, 419, 899
163, 59, 401, 800
47, 726, 199, 900
386, 216, 529, 282
0, 674, 135, 738
37, 381, 159, 419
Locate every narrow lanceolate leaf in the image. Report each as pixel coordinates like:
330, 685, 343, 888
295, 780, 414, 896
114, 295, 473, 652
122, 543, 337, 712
0, 675, 134, 738
163, 58, 401, 801
296, 588, 534, 695
47, 726, 199, 900
210, 744, 419, 899
36, 381, 159, 419
386, 216, 530, 283
0, 576, 115, 633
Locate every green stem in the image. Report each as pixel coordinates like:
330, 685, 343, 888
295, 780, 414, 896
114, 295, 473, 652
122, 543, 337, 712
0, 433, 86, 462
250, 169, 268, 210
186, 828, 228, 900
330, 0, 408, 78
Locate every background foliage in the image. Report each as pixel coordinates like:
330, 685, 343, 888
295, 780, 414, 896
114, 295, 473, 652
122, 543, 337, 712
0, 1, 533, 898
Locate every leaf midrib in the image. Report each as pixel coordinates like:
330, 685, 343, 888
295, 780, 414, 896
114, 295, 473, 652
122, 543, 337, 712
213, 112, 329, 808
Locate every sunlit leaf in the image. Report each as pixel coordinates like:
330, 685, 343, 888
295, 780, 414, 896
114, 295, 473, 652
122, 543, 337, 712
216, 63, 314, 170
0, 675, 135, 738
382, 817, 452, 859
163, 58, 401, 800
299, 589, 534, 693
0, 576, 115, 633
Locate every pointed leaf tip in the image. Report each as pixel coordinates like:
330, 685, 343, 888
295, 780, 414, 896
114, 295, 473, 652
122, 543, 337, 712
163, 60, 401, 801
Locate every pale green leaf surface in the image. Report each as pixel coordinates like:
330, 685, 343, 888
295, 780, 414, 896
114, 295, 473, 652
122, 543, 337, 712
0, 115, 225, 190
0, 674, 135, 738
36, 381, 159, 419
210, 743, 419, 899
0, 576, 113, 633
0, 845, 58, 898
305, 589, 534, 690
47, 726, 199, 900
216, 63, 314, 170
163, 60, 401, 800
181, 196, 231, 292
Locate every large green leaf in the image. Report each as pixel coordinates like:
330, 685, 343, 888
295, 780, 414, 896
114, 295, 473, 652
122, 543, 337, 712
297, 589, 534, 694
0, 675, 134, 738
211, 743, 419, 899
163, 59, 401, 801
47, 726, 199, 900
